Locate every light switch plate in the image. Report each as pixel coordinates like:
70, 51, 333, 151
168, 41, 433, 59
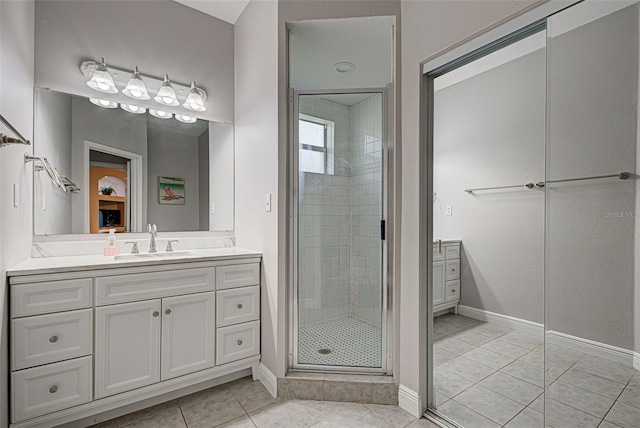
13, 183, 19, 207
265, 193, 272, 212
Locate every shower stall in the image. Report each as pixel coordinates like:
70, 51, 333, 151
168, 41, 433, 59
290, 89, 391, 373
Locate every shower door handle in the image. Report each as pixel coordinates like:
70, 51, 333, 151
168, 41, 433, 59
380, 220, 386, 240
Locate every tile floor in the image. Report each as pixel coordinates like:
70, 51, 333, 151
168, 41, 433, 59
432, 314, 640, 428
91, 376, 437, 428
298, 316, 382, 367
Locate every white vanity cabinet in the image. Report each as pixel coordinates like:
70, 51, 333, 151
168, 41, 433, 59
8, 254, 262, 428
433, 241, 461, 314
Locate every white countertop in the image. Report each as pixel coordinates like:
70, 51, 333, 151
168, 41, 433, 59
7, 247, 262, 277
433, 239, 462, 244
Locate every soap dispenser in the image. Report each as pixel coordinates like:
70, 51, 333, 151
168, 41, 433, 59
104, 229, 120, 256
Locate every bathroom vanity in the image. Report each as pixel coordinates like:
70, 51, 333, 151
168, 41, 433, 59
7, 249, 261, 427
433, 240, 461, 314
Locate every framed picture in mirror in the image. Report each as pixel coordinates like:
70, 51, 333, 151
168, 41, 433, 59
159, 176, 185, 205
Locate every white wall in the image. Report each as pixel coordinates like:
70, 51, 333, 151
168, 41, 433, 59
198, 130, 210, 231
34, 89, 73, 235
546, 4, 638, 350
400, 0, 537, 412
209, 122, 235, 231
147, 127, 201, 232
234, 0, 282, 376
34, 0, 234, 123
0, 1, 35, 425
434, 46, 545, 324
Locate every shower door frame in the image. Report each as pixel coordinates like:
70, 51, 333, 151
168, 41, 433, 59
289, 87, 393, 374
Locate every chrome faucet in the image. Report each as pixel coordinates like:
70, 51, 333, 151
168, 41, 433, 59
148, 224, 158, 253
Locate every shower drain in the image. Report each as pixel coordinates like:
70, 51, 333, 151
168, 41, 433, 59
317, 348, 332, 355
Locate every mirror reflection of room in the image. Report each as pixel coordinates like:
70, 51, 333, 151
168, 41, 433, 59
34, 89, 233, 235
430, 29, 546, 427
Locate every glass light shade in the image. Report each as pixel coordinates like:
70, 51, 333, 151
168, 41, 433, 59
183, 81, 206, 112
149, 109, 172, 119
121, 104, 146, 114
175, 114, 196, 124
89, 97, 118, 109
154, 74, 179, 106
87, 58, 118, 94
122, 66, 150, 100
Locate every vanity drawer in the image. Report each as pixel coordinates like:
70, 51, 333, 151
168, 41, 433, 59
216, 263, 260, 290
445, 259, 460, 281
12, 309, 92, 371
11, 278, 92, 318
217, 286, 260, 327
11, 356, 92, 423
445, 280, 460, 302
95, 267, 215, 305
444, 245, 460, 260
216, 320, 260, 365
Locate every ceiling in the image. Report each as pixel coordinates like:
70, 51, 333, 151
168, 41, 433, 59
174, 0, 250, 24
289, 16, 394, 91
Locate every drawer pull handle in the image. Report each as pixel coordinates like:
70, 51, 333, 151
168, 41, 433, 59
237, 339, 243, 346
237, 303, 243, 309
49, 385, 58, 394
153, 311, 160, 317
49, 335, 59, 343
165, 309, 172, 315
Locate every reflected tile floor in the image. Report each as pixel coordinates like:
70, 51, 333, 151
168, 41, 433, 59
90, 376, 429, 428
432, 314, 640, 428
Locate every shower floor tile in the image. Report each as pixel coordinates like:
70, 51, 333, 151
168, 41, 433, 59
298, 316, 382, 367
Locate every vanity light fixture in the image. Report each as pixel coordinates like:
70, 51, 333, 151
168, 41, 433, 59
121, 104, 146, 114
149, 109, 172, 119
183, 81, 207, 112
175, 114, 197, 124
86, 58, 118, 93
154, 74, 180, 106
122, 66, 150, 100
89, 97, 118, 109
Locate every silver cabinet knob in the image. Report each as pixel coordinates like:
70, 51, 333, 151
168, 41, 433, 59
153, 311, 160, 317
165, 309, 171, 315
237, 303, 243, 309
49, 385, 58, 394
237, 339, 243, 346
49, 335, 59, 343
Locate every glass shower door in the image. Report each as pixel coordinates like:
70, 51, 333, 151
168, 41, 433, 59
292, 91, 387, 371
545, 3, 640, 427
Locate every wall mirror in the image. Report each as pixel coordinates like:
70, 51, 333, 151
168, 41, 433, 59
33, 88, 234, 235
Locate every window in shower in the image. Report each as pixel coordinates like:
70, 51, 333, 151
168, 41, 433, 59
299, 114, 334, 175
293, 91, 387, 371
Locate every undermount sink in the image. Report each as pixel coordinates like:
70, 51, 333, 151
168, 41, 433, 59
114, 250, 193, 261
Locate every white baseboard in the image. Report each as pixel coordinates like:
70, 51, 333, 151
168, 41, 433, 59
457, 305, 543, 336
398, 384, 422, 418
458, 305, 640, 370
258, 363, 277, 398
546, 330, 637, 368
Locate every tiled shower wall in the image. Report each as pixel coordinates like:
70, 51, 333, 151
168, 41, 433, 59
298, 95, 382, 328
349, 95, 383, 326
298, 96, 351, 326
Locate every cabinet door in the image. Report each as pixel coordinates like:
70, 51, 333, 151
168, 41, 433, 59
161, 292, 215, 380
433, 261, 445, 307
95, 300, 161, 399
